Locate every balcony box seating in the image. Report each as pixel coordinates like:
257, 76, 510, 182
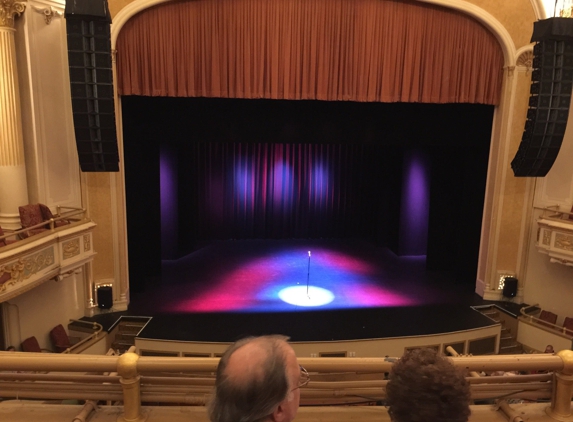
538, 310, 558, 329
19, 203, 69, 238
50, 324, 79, 353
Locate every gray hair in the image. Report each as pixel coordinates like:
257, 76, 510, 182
208, 335, 291, 422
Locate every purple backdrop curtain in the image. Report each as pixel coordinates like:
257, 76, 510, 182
190, 142, 372, 239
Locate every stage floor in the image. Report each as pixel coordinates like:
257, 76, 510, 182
110, 238, 516, 343
130, 238, 479, 314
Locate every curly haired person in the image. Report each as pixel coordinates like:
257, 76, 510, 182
385, 348, 471, 422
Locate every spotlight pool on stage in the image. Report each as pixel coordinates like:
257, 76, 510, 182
278, 286, 335, 307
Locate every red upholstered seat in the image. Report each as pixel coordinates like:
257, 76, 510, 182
21, 336, 42, 353
19, 204, 48, 238
50, 324, 72, 353
563, 317, 573, 336
39, 204, 69, 228
18, 203, 69, 238
538, 310, 558, 329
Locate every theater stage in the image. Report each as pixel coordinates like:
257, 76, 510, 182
114, 239, 517, 343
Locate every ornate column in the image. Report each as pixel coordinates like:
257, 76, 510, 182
0, 0, 28, 229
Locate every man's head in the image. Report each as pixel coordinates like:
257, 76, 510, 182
386, 348, 471, 422
208, 335, 302, 422
545, 345, 554, 353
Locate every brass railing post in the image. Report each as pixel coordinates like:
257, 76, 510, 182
547, 350, 573, 421
117, 352, 147, 422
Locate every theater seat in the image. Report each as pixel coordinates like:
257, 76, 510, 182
39, 204, 69, 228
50, 324, 76, 353
563, 317, 573, 336
538, 310, 558, 329
21, 336, 51, 353
19, 204, 47, 238
19, 203, 69, 238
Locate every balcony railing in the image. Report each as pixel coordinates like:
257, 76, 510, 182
0, 208, 96, 302
0, 206, 87, 245
536, 205, 573, 267
520, 304, 573, 338
61, 319, 104, 354
1, 350, 573, 421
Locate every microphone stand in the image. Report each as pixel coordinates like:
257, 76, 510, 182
307, 251, 311, 298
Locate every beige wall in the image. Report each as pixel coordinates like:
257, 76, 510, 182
5, 274, 85, 350
471, 0, 536, 48
86, 173, 116, 281
495, 70, 531, 274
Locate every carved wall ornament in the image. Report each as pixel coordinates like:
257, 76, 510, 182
0, 247, 55, 292
504, 65, 516, 78
517, 50, 534, 71
543, 230, 551, 246
63, 238, 80, 259
555, 233, 573, 251
550, 257, 573, 267
0, 0, 26, 28
31, 5, 62, 25
84, 234, 91, 252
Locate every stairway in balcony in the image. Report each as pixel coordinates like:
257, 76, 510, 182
111, 317, 151, 354
476, 305, 523, 354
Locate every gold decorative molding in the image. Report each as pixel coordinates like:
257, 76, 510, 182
0, 0, 26, 28
31, 5, 61, 25
0, 247, 55, 292
516, 50, 533, 72
63, 238, 80, 260
549, 257, 573, 266
555, 233, 573, 252
543, 230, 551, 246
84, 234, 91, 252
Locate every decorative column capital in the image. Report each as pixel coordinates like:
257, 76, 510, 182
0, 0, 26, 29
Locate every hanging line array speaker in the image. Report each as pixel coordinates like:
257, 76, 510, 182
65, 0, 119, 172
511, 18, 573, 177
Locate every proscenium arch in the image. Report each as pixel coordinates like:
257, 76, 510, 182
108, 0, 520, 300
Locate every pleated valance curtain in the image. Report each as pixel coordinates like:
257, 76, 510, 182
116, 0, 504, 104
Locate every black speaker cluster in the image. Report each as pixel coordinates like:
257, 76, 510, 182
502, 276, 518, 298
97, 285, 113, 309
511, 18, 573, 177
65, 0, 119, 172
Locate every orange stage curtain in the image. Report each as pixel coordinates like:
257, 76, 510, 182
116, 0, 503, 104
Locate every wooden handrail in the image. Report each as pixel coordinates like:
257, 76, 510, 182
0, 353, 565, 376
61, 319, 104, 354
1, 350, 571, 420
519, 304, 572, 337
